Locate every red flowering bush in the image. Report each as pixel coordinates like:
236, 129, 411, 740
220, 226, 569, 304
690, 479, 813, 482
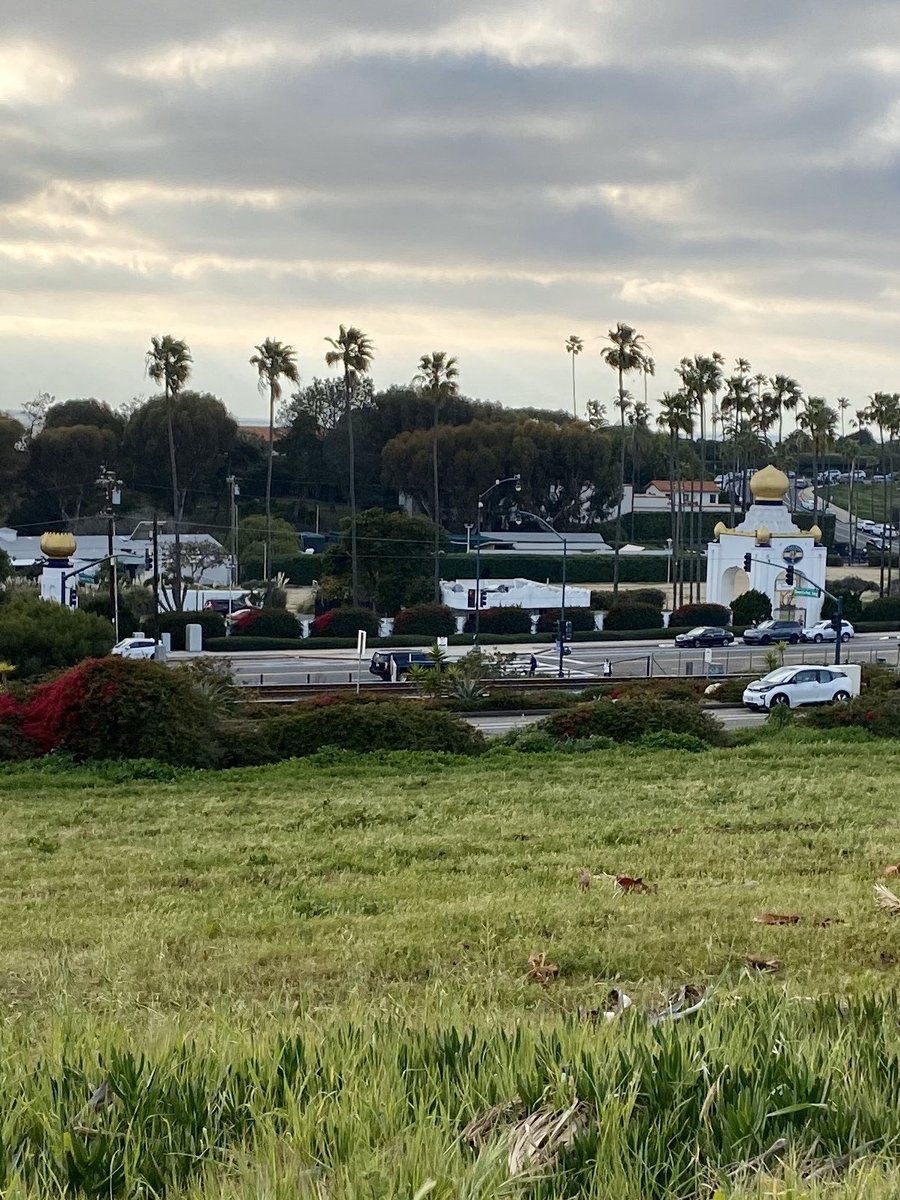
461, 607, 532, 635
804, 692, 900, 738
392, 604, 457, 636
309, 607, 380, 638
230, 607, 300, 639
21, 657, 222, 766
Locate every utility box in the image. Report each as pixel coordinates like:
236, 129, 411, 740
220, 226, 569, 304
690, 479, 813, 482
837, 662, 861, 697
185, 623, 203, 653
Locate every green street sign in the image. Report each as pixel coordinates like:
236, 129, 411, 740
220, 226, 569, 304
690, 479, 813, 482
795, 587, 818, 597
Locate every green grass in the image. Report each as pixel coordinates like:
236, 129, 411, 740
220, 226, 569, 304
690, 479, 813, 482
3, 735, 900, 1196
829, 483, 896, 523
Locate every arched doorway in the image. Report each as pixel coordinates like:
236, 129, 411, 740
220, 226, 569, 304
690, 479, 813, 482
721, 565, 750, 606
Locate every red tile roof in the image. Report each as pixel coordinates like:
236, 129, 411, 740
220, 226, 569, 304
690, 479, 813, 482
648, 480, 719, 493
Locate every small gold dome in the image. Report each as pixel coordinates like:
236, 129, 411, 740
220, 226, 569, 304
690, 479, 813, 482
40, 531, 76, 559
749, 465, 789, 502
809, 524, 823, 544
756, 526, 771, 545
713, 521, 727, 539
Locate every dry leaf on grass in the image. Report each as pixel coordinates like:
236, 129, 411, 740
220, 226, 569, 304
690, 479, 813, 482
461, 1099, 523, 1149
577, 868, 592, 892
525, 952, 559, 984
507, 1098, 592, 1178
615, 875, 654, 894
875, 884, 900, 913
745, 954, 781, 972
883, 864, 900, 877
754, 913, 801, 926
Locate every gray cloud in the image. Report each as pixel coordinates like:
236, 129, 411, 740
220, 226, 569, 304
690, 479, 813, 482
2, 0, 900, 418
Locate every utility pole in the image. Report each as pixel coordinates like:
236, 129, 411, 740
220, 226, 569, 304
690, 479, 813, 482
226, 474, 240, 615
152, 513, 161, 632
96, 465, 123, 641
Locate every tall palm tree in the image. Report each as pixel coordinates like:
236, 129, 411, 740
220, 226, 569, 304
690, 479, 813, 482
720, 361, 755, 525
837, 396, 850, 441
658, 391, 693, 607
146, 335, 192, 610
677, 354, 723, 601
414, 351, 459, 600
250, 338, 299, 603
798, 396, 838, 518
565, 335, 584, 418
325, 325, 374, 605
767, 374, 803, 449
601, 322, 651, 598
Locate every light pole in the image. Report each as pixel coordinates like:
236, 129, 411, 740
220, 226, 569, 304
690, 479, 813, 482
474, 474, 521, 647
666, 537, 674, 610
226, 474, 240, 615
96, 464, 123, 641
513, 508, 568, 678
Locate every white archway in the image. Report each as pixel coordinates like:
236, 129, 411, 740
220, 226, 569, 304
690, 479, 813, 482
721, 565, 750, 607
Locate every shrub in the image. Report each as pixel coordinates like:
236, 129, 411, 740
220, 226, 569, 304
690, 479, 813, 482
822, 591, 863, 620
462, 606, 532, 635
590, 590, 617, 610
392, 604, 457, 637
669, 602, 732, 628
535, 607, 597, 633
730, 589, 772, 626
629, 588, 667, 609
309, 606, 381, 638
602, 603, 664, 631
267, 699, 484, 757
78, 592, 141, 636
803, 692, 900, 738
21, 658, 222, 766
144, 611, 226, 650
860, 663, 900, 694
231, 607, 301, 640
540, 697, 721, 744
0, 596, 115, 679
860, 597, 900, 623
636, 731, 710, 752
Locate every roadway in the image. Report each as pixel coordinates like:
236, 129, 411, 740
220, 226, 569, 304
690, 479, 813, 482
466, 708, 767, 737
174, 632, 900, 687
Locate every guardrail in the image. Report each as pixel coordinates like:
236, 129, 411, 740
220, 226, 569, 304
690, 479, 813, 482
241, 676, 612, 702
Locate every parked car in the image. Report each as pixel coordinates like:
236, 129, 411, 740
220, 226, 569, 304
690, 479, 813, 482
674, 626, 735, 648
110, 637, 158, 660
742, 666, 852, 710
800, 620, 854, 644
858, 519, 879, 534
741, 619, 804, 645
369, 651, 448, 680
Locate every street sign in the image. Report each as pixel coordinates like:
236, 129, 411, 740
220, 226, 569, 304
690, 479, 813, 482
356, 629, 367, 656
436, 636, 448, 648
796, 587, 818, 597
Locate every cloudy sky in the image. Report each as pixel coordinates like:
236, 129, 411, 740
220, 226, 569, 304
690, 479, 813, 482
3, 0, 900, 422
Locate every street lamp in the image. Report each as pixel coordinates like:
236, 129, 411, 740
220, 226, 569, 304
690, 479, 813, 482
512, 508, 568, 678
474, 474, 521, 647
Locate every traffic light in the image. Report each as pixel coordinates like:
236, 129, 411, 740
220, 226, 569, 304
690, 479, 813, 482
564, 620, 572, 640
831, 612, 843, 637
785, 565, 794, 586
743, 552, 752, 572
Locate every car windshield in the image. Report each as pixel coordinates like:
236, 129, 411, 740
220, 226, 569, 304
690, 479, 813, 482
756, 621, 775, 630
758, 668, 796, 684
687, 627, 707, 635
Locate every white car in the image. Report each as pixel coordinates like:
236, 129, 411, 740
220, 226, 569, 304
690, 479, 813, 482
110, 637, 158, 660
743, 666, 852, 710
800, 620, 854, 644
859, 519, 879, 534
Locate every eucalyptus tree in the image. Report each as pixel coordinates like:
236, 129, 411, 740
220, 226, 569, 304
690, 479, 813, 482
250, 338, 300, 603
414, 351, 459, 601
565, 335, 584, 419
325, 326, 374, 605
145, 334, 192, 609
601, 322, 652, 596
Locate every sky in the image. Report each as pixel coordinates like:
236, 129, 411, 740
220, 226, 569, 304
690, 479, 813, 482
2, 0, 900, 423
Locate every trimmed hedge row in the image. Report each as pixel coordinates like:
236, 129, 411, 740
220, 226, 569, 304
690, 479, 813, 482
539, 697, 723, 744
443, 553, 688, 583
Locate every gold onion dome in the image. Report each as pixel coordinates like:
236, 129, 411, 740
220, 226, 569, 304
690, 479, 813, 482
749, 465, 790, 502
713, 521, 728, 539
809, 524, 823, 543
756, 526, 771, 544
40, 532, 76, 559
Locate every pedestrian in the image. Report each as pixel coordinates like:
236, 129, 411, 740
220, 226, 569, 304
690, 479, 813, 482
529, 654, 537, 676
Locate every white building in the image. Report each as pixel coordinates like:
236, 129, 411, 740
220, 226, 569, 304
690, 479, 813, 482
619, 480, 732, 516
441, 577, 591, 612
706, 465, 826, 626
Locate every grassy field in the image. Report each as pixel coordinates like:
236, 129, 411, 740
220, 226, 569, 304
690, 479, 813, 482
3, 734, 900, 1196
829, 483, 896, 523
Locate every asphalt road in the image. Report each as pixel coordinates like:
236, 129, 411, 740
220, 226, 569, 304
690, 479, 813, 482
178, 632, 900, 687
466, 707, 768, 737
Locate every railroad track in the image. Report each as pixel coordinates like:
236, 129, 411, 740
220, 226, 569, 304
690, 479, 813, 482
240, 676, 612, 703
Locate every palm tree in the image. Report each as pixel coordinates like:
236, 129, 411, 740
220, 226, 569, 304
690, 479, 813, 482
658, 391, 693, 607
146, 335, 192, 610
837, 396, 851, 441
797, 396, 838, 517
565, 335, 584, 418
250, 338, 299, 603
325, 325, 374, 605
414, 351, 459, 600
767, 374, 803, 449
720, 361, 755, 524
601, 322, 651, 597
677, 354, 723, 601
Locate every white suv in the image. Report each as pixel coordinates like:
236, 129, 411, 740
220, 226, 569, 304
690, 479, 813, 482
743, 666, 852, 710
800, 620, 854, 644
110, 637, 158, 660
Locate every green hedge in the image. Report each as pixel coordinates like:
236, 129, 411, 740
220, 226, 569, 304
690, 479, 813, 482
462, 606, 532, 635
669, 603, 732, 628
443, 553, 690, 584
539, 697, 722, 744
535, 607, 597, 633
144, 611, 225, 650
599, 511, 729, 542
603, 603, 665, 631
240, 554, 320, 586
232, 608, 301, 639
392, 604, 457, 636
267, 698, 484, 757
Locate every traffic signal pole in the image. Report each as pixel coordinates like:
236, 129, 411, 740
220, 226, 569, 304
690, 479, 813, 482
743, 553, 845, 665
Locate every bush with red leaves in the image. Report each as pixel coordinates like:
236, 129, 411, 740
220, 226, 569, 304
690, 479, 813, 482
309, 607, 380, 638
21, 657, 222, 766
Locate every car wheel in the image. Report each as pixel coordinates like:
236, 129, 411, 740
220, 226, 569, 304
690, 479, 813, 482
841, 633, 851, 643
689, 639, 699, 648
813, 633, 824, 643
760, 635, 771, 645
788, 635, 800, 645
833, 690, 850, 702
769, 693, 790, 708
